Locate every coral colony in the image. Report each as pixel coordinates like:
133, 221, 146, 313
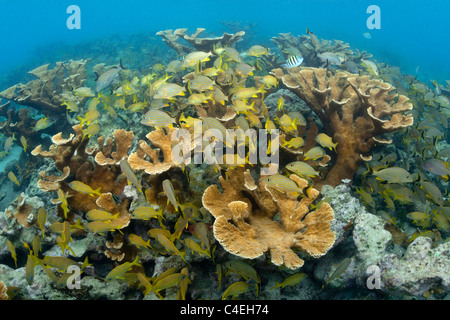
0, 28, 448, 300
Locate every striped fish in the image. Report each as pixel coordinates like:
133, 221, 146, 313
153, 83, 186, 100
119, 159, 143, 192
131, 206, 164, 220
282, 55, 304, 69
162, 179, 179, 210
95, 59, 126, 92
188, 75, 215, 93
262, 174, 304, 195
141, 109, 176, 128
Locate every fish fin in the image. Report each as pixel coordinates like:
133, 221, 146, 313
119, 58, 127, 70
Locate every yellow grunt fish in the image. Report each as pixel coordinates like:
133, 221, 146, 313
120, 159, 143, 193
270, 273, 307, 290
156, 233, 186, 261
128, 234, 152, 249
7, 240, 17, 268
69, 181, 102, 197
105, 256, 141, 282
86, 209, 119, 221
221, 281, 250, 300
8, 171, 20, 186
37, 207, 47, 239
131, 206, 164, 220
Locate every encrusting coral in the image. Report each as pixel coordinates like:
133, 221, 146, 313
202, 167, 335, 270
271, 67, 414, 188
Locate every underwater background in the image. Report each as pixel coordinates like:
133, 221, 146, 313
0, 0, 449, 301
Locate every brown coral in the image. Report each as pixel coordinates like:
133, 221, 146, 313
0, 60, 89, 117
156, 28, 245, 55
128, 127, 185, 175
271, 67, 413, 188
202, 168, 335, 270
0, 281, 8, 300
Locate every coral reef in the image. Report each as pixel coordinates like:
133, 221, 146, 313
271, 67, 414, 188
202, 168, 335, 270
0, 60, 89, 117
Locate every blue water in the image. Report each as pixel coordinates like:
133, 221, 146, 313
0, 0, 449, 83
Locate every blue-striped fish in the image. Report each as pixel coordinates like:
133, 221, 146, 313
282, 55, 303, 69
188, 75, 215, 93
141, 109, 175, 128
153, 83, 185, 100
262, 174, 304, 195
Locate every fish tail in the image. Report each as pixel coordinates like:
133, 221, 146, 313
93, 187, 102, 196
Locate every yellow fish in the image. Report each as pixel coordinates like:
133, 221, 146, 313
128, 234, 152, 249
141, 109, 176, 128
244, 111, 262, 129
119, 159, 143, 193
8, 171, 19, 186
105, 256, 141, 282
246, 45, 269, 57
221, 281, 250, 300
183, 237, 211, 258
77, 109, 100, 127
85, 221, 120, 234
187, 92, 213, 105
177, 267, 190, 300
153, 83, 186, 100
61, 98, 79, 112
303, 146, 326, 160
281, 137, 305, 149
153, 273, 186, 294
25, 254, 37, 285
53, 188, 70, 218
69, 181, 102, 197
231, 86, 266, 101
37, 207, 47, 238
131, 206, 164, 220
85, 209, 119, 221
42, 256, 78, 272
285, 161, 319, 178
7, 239, 17, 268
315, 133, 337, 151
233, 99, 256, 114
162, 179, 179, 211
194, 222, 210, 251
263, 174, 304, 196
20, 136, 28, 152
156, 233, 186, 261
179, 113, 199, 128
372, 167, 413, 184
270, 273, 307, 290
181, 51, 212, 69
259, 75, 278, 88
33, 117, 54, 131
82, 122, 100, 139
74, 86, 96, 97
276, 114, 297, 135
